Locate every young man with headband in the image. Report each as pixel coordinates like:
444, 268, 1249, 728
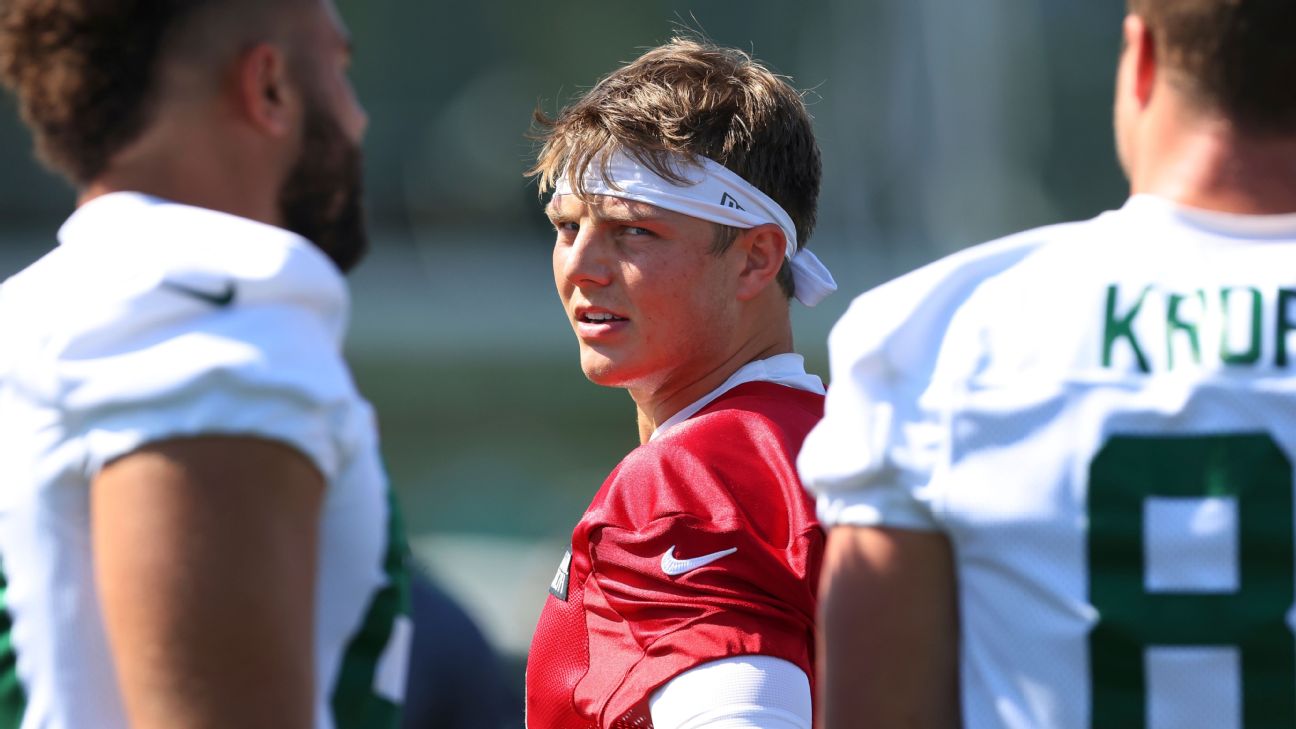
525, 38, 834, 729
800, 1, 1296, 726
0, 1, 409, 727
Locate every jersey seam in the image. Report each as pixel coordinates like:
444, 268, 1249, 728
575, 545, 600, 725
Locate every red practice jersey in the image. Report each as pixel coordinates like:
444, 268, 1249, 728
526, 381, 825, 728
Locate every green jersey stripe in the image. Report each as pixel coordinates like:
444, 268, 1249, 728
330, 490, 412, 728
0, 564, 26, 729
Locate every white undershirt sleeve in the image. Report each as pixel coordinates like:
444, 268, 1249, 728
648, 655, 812, 729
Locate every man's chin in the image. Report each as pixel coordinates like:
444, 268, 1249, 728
579, 363, 624, 388
578, 351, 638, 388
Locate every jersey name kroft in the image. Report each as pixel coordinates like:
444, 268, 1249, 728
1103, 284, 1296, 371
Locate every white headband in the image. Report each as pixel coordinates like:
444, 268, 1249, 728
554, 150, 837, 307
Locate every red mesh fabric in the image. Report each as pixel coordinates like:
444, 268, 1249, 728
527, 550, 596, 729
526, 383, 824, 728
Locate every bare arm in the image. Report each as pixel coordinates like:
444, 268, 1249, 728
817, 525, 960, 729
92, 436, 323, 729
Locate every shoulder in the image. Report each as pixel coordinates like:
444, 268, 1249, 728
798, 216, 1107, 508
3, 198, 346, 377
827, 217, 1111, 387
704, 382, 825, 427
599, 384, 821, 530
0, 198, 361, 477
653, 383, 822, 466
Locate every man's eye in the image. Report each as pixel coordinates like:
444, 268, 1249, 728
553, 221, 579, 234
623, 226, 653, 237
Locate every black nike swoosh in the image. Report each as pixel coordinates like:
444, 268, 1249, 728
161, 279, 237, 307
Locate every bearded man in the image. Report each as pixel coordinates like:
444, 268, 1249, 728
0, 2, 410, 727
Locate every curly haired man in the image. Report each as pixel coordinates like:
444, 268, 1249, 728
0, 2, 409, 728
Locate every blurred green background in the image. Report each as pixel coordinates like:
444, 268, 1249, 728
0, 0, 1129, 681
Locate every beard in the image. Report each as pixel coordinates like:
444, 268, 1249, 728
278, 96, 369, 273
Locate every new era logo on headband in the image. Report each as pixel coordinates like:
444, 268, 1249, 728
719, 192, 746, 211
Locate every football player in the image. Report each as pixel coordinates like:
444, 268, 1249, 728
799, 1, 1296, 727
525, 38, 837, 729
0, 1, 410, 727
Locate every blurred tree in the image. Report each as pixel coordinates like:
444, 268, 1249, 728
0, 0, 1129, 253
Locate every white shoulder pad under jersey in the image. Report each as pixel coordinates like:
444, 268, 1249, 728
0, 191, 357, 480
797, 221, 1073, 528
0, 193, 408, 729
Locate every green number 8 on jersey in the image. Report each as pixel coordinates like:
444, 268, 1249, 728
1088, 434, 1295, 728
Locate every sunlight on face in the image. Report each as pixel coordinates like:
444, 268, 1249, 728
548, 193, 741, 393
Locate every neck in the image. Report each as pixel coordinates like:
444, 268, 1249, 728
1130, 107, 1296, 214
80, 106, 286, 227
81, 174, 281, 227
630, 323, 792, 443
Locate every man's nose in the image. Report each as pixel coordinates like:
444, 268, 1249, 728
560, 226, 614, 288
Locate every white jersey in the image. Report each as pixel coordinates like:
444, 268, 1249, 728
0, 193, 411, 729
799, 195, 1296, 729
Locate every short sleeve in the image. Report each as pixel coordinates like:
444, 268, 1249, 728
56, 301, 359, 480
799, 233, 1048, 531
580, 424, 821, 724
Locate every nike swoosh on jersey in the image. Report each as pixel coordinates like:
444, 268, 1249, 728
161, 279, 237, 307
660, 546, 738, 576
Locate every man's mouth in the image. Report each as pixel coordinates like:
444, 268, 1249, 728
581, 311, 629, 323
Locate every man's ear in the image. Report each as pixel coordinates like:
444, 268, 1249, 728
232, 43, 297, 138
734, 224, 788, 302
1126, 14, 1157, 107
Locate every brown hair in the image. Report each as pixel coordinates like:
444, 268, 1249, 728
1128, 0, 1296, 133
530, 38, 821, 298
0, 0, 300, 185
